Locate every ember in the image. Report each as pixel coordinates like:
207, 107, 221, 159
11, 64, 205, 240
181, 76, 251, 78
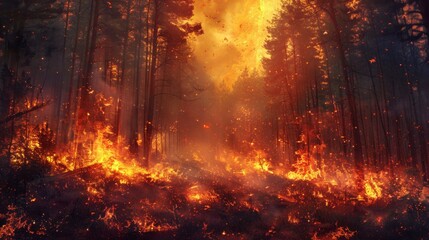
0, 205, 29, 239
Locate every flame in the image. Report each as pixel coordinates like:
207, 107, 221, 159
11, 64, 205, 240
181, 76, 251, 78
286, 150, 322, 181
99, 206, 116, 224
312, 227, 356, 240
252, 150, 273, 173
287, 213, 300, 224
11, 120, 415, 209
130, 216, 176, 233
0, 205, 30, 239
187, 185, 218, 203
215, 149, 274, 176
363, 176, 383, 201
191, 0, 283, 89
57, 124, 178, 184
6, 95, 424, 238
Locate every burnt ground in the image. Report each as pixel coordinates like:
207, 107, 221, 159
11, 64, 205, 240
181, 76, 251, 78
1, 158, 429, 240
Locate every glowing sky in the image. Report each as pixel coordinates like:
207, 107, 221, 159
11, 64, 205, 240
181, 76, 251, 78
190, 0, 282, 89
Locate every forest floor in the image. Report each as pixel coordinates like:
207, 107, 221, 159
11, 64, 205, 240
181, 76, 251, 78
1, 154, 429, 240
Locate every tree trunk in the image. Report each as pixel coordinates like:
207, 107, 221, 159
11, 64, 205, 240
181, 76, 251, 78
327, 2, 364, 192
78, 0, 100, 128
143, 0, 159, 167
55, 0, 71, 144
114, 0, 132, 139
130, 0, 144, 155
64, 0, 83, 143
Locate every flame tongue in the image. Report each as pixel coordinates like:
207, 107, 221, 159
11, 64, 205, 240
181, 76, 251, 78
286, 150, 322, 181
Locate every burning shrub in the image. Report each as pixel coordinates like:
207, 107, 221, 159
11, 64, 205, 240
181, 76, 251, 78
0, 123, 55, 200
0, 205, 33, 239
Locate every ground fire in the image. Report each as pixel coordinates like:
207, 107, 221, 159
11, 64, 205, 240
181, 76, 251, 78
1, 0, 429, 239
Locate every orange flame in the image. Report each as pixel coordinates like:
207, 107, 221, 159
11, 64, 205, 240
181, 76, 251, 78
191, 0, 283, 89
286, 150, 322, 181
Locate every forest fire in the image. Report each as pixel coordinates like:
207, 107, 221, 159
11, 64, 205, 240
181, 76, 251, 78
5, 117, 424, 238
1, 0, 429, 239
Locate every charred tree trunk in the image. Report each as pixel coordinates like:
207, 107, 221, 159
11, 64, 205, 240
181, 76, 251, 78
143, 0, 159, 167
130, 0, 144, 155
77, 0, 100, 129
114, 0, 132, 139
64, 0, 83, 143
327, 2, 364, 192
143, 0, 152, 147
55, 0, 71, 144
365, 44, 390, 167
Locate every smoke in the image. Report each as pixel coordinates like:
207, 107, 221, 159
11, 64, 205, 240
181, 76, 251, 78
190, 0, 282, 89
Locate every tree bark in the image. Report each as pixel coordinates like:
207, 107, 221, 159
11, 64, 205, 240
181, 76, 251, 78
130, 0, 144, 155
78, 0, 100, 128
143, 0, 159, 167
114, 0, 132, 139
327, 1, 364, 192
64, 0, 83, 143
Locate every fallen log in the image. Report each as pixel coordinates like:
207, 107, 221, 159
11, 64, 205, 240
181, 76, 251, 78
29, 163, 103, 185
0, 100, 51, 125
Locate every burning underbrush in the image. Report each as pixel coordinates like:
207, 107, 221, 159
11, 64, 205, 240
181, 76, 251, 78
1, 124, 429, 239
